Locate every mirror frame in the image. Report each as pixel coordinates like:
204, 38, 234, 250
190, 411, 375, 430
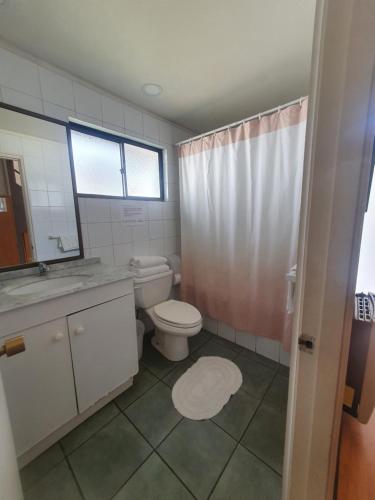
0, 102, 84, 272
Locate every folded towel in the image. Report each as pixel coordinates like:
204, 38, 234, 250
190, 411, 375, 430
129, 256, 167, 268
59, 235, 79, 252
131, 264, 170, 278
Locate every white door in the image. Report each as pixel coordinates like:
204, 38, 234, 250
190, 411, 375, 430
0, 361, 23, 500
68, 295, 138, 413
283, 0, 375, 499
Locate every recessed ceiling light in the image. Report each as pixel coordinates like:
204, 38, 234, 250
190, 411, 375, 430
142, 83, 163, 97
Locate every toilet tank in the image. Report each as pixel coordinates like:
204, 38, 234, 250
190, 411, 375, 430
134, 271, 173, 308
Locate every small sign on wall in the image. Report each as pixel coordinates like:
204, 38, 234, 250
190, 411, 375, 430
121, 204, 146, 225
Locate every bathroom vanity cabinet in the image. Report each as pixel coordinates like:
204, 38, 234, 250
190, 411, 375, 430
0, 274, 138, 466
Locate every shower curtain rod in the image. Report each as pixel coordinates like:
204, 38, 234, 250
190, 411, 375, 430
176, 96, 308, 146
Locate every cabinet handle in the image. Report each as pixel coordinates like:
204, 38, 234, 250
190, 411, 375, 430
74, 326, 85, 336
54, 332, 64, 341
0, 336, 25, 358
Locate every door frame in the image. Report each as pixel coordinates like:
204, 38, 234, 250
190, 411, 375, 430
283, 0, 375, 499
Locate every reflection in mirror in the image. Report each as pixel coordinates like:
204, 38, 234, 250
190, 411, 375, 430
0, 106, 81, 269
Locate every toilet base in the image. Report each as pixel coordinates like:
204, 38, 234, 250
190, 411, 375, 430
151, 328, 189, 361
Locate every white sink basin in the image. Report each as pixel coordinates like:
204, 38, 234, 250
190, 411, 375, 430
8, 275, 89, 296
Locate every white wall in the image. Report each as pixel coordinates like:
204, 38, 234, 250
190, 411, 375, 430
0, 43, 192, 266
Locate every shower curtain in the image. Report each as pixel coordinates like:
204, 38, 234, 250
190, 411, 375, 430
178, 99, 307, 349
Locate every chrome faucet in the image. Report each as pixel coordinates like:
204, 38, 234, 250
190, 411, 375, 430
38, 262, 50, 275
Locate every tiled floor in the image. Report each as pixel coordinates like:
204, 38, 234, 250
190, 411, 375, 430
20, 330, 288, 500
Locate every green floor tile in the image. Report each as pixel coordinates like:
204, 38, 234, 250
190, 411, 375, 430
20, 443, 64, 491
163, 357, 196, 388
278, 364, 290, 378
125, 382, 182, 447
263, 374, 289, 414
115, 367, 158, 410
141, 336, 178, 378
212, 388, 260, 440
238, 348, 279, 370
69, 414, 152, 500
113, 452, 194, 500
211, 335, 243, 353
24, 461, 81, 500
234, 356, 276, 399
158, 419, 236, 500
210, 445, 282, 500
61, 402, 119, 455
191, 339, 238, 361
241, 403, 286, 474
188, 329, 212, 353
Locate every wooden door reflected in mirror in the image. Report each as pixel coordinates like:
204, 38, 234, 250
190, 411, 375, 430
0, 157, 33, 267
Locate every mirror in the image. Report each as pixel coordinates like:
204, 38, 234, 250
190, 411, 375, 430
0, 105, 81, 269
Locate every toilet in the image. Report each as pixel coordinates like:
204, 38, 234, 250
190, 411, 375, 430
133, 270, 202, 361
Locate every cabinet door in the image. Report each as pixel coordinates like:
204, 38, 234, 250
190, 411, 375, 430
0, 319, 77, 456
68, 295, 138, 413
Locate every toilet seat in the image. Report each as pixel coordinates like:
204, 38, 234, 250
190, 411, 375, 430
154, 300, 201, 328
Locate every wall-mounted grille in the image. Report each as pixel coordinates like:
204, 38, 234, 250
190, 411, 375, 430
354, 293, 375, 322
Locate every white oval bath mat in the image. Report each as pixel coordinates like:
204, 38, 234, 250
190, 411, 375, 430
172, 356, 242, 420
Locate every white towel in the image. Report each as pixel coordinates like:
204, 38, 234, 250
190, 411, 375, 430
129, 256, 167, 268
59, 235, 79, 252
286, 265, 297, 314
131, 264, 170, 278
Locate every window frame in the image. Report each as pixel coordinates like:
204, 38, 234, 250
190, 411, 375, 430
67, 122, 165, 201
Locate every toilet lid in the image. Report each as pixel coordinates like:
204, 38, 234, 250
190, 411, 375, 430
154, 300, 201, 327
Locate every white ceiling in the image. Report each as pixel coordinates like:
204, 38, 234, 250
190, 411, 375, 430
0, 0, 316, 133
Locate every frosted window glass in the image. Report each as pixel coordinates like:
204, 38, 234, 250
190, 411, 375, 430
125, 143, 160, 198
71, 130, 123, 196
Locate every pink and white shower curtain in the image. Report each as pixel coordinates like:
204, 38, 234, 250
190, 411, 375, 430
178, 100, 307, 349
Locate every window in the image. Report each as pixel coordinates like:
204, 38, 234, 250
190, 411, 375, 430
69, 124, 164, 200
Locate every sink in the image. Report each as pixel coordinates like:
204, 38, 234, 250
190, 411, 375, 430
7, 275, 90, 296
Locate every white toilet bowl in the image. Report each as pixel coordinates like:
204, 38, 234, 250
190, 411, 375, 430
147, 300, 202, 361
133, 269, 202, 361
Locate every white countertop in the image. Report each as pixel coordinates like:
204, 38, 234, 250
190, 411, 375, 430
0, 259, 134, 315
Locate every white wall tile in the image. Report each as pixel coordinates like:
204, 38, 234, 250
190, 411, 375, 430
133, 239, 150, 256
256, 337, 280, 362
159, 120, 173, 144
0, 48, 41, 97
113, 243, 133, 266
39, 67, 74, 109
22, 136, 43, 157
164, 237, 177, 256
48, 191, 65, 207
163, 219, 177, 238
149, 220, 164, 240
85, 197, 111, 223
162, 202, 177, 220
78, 198, 87, 222
279, 346, 291, 367
203, 316, 218, 335
167, 182, 178, 202
80, 223, 89, 249
133, 224, 149, 242
76, 113, 102, 127
90, 245, 114, 266
87, 222, 113, 248
147, 201, 163, 221
102, 95, 124, 128
124, 104, 143, 135
235, 330, 256, 351
0, 132, 22, 155
149, 238, 164, 255
143, 114, 159, 141
44, 102, 74, 122
218, 321, 236, 342
30, 190, 49, 207
2, 87, 43, 114
73, 83, 102, 119
111, 222, 133, 245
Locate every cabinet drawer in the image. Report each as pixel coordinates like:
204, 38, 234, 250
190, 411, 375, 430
68, 295, 138, 413
0, 319, 77, 456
